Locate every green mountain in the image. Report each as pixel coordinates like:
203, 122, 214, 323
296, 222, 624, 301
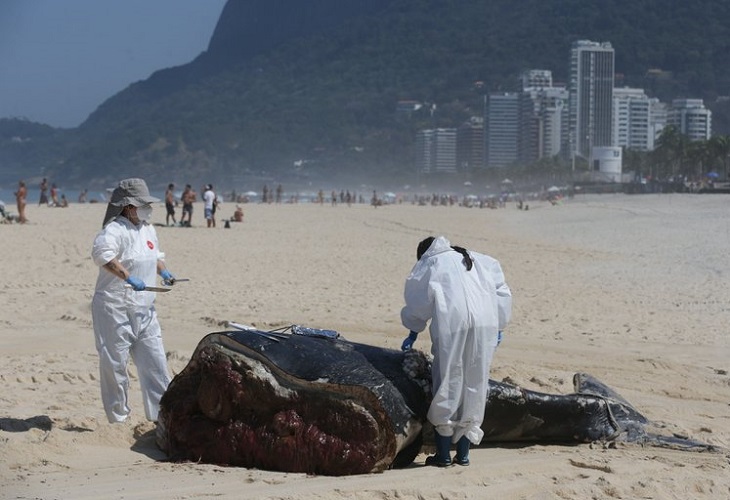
2, 0, 729, 188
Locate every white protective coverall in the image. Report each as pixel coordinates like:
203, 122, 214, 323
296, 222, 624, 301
401, 236, 512, 444
91, 216, 171, 423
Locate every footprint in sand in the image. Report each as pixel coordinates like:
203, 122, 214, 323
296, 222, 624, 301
200, 316, 229, 327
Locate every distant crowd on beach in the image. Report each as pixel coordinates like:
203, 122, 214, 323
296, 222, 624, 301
2, 177, 86, 224
1, 177, 572, 226
37, 177, 92, 207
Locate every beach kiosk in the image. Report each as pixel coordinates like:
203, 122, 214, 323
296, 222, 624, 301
590, 146, 623, 182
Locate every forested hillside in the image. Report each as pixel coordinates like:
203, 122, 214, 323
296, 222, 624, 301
2, 0, 728, 188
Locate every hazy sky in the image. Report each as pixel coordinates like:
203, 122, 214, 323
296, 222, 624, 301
0, 0, 227, 128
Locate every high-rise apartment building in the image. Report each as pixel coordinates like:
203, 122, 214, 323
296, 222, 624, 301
668, 99, 712, 141
519, 90, 541, 165
415, 128, 458, 174
569, 40, 615, 159
649, 98, 668, 147
540, 87, 569, 158
457, 117, 484, 171
521, 69, 553, 90
485, 92, 519, 168
519, 70, 568, 164
613, 87, 652, 151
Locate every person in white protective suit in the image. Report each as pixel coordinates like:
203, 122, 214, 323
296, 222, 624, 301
400, 236, 512, 467
91, 178, 177, 423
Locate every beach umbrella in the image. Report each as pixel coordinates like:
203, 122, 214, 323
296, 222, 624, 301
706, 171, 720, 178
463, 181, 473, 186
244, 191, 258, 196
501, 178, 513, 184
547, 185, 561, 192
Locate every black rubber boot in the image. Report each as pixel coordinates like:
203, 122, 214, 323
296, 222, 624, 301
454, 436, 470, 466
425, 432, 452, 467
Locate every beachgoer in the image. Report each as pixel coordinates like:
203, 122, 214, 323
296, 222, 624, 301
233, 205, 244, 222
371, 190, 380, 207
91, 178, 176, 423
180, 185, 194, 226
400, 236, 512, 467
165, 183, 176, 226
15, 180, 28, 223
78, 189, 88, 203
203, 184, 216, 228
39, 178, 49, 206
59, 194, 69, 207
213, 191, 220, 221
50, 183, 59, 207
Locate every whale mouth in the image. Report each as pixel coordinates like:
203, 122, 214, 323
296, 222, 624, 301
157, 330, 423, 475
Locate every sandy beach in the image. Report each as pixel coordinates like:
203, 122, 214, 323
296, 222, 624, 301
1, 192, 728, 499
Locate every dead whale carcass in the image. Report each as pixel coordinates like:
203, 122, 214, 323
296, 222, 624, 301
156, 327, 716, 476
157, 328, 429, 475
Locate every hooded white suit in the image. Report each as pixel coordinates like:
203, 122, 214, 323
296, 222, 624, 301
91, 216, 171, 423
401, 236, 511, 444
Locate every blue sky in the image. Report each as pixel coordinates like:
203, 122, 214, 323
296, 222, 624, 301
0, 0, 227, 128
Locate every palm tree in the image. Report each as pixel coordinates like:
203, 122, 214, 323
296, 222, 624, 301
655, 126, 691, 179
707, 135, 730, 179
686, 140, 710, 179
622, 148, 646, 179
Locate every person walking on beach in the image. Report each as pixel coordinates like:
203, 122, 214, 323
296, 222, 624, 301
15, 180, 28, 223
91, 178, 177, 423
400, 236, 512, 467
165, 183, 177, 226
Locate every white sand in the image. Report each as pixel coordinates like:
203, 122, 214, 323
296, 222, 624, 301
1, 193, 728, 499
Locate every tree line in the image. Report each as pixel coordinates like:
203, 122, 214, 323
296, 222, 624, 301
629, 127, 730, 181
490, 126, 730, 185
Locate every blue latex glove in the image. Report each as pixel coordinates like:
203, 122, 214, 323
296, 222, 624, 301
125, 276, 146, 291
160, 269, 175, 286
401, 331, 419, 351
497, 330, 503, 346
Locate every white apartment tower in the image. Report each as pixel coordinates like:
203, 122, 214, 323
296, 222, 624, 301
519, 69, 568, 164
570, 40, 615, 158
613, 87, 651, 151
668, 99, 712, 141
649, 99, 668, 147
541, 87, 569, 157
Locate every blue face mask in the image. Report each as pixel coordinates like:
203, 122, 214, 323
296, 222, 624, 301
136, 205, 153, 222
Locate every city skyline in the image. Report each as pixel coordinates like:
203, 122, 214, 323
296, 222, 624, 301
415, 38, 712, 175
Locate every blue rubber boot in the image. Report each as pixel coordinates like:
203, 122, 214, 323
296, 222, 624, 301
454, 436, 470, 466
425, 432, 452, 467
